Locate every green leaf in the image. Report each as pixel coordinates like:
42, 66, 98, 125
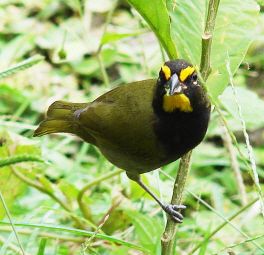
127, 0, 177, 59
102, 210, 130, 234
37, 238, 47, 255
126, 210, 162, 254
0, 35, 35, 66
0, 221, 147, 252
167, 0, 205, 65
38, 176, 54, 194
0, 55, 44, 79
0, 84, 27, 114
167, 0, 259, 98
37, 18, 100, 59
100, 31, 143, 45
0, 130, 44, 219
198, 226, 211, 255
191, 142, 228, 169
0, 132, 25, 219
58, 180, 79, 203
219, 86, 264, 130
71, 48, 129, 75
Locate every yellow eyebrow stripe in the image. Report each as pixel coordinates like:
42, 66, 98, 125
161, 65, 171, 80
179, 66, 195, 82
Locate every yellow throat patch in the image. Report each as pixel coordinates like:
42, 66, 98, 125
163, 94, 193, 113
179, 66, 195, 82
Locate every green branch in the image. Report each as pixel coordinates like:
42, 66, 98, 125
200, 0, 220, 80
161, 151, 192, 254
0, 154, 44, 168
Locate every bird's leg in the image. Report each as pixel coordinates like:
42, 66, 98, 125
127, 173, 186, 223
136, 178, 186, 223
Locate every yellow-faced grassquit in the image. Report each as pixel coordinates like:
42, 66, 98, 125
34, 59, 211, 222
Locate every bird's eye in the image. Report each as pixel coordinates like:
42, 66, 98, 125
192, 74, 198, 82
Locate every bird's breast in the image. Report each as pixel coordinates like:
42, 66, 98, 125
154, 108, 210, 160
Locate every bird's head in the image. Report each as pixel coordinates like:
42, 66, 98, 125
158, 59, 201, 113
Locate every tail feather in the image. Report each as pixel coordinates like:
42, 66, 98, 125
34, 101, 87, 137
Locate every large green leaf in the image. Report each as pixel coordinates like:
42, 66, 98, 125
167, 0, 259, 98
219, 87, 264, 130
127, 0, 177, 59
126, 210, 163, 254
0, 131, 43, 219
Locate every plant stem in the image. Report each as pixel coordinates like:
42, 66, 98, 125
96, 0, 118, 87
161, 0, 220, 254
0, 154, 44, 168
97, 53, 110, 87
200, 0, 220, 81
222, 125, 248, 205
161, 151, 192, 254
226, 58, 264, 218
0, 191, 26, 255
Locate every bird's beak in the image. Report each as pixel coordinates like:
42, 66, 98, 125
168, 73, 182, 95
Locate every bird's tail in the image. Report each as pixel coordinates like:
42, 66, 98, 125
33, 101, 87, 137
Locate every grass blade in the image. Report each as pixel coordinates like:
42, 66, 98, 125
0, 55, 44, 79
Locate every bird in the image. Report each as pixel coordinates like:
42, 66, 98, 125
34, 59, 211, 223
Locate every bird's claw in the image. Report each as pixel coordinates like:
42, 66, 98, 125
164, 204, 186, 223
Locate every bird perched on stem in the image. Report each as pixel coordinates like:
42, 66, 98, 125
34, 59, 211, 223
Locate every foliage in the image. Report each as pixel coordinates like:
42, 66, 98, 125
0, 0, 264, 254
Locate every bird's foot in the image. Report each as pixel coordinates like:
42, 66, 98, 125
163, 204, 186, 223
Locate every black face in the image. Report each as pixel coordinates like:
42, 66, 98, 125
153, 59, 207, 116
158, 59, 199, 97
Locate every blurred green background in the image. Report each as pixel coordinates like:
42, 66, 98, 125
0, 0, 264, 254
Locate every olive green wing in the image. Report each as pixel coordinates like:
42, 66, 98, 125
76, 79, 159, 156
